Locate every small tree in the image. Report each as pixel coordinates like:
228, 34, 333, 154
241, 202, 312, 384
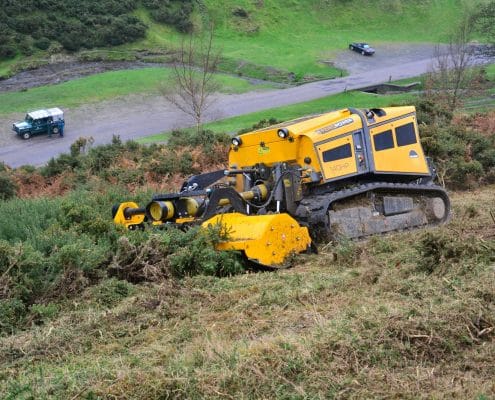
163, 26, 221, 133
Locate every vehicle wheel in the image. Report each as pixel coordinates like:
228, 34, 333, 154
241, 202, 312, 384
361, 51, 365, 55
52, 126, 59, 135
22, 132, 31, 140
349, 45, 353, 50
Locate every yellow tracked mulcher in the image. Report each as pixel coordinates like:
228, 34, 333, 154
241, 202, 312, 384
113, 106, 450, 267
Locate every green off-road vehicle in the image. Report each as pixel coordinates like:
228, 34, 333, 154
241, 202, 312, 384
13, 108, 65, 139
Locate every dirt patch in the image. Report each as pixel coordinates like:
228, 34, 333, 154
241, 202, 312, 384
0, 61, 166, 93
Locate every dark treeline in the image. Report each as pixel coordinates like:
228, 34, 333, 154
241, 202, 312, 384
0, 0, 194, 59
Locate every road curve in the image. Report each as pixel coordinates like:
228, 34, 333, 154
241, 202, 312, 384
0, 56, 437, 168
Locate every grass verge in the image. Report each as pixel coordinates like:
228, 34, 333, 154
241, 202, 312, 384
0, 68, 274, 115
138, 90, 417, 143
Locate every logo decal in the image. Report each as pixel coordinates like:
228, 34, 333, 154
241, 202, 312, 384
258, 145, 270, 155
316, 118, 354, 134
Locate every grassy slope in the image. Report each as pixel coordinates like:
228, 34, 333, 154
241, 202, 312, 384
0, 0, 476, 81
0, 0, 484, 120
1, 186, 494, 399
0, 68, 273, 115
123, 0, 472, 80
203, 0, 466, 77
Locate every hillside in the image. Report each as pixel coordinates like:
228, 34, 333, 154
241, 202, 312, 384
0, 1, 494, 398
1, 103, 495, 398
0, 0, 485, 81
1, 186, 494, 399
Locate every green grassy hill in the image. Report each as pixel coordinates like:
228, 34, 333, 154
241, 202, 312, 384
107, 0, 483, 81
0, 0, 483, 81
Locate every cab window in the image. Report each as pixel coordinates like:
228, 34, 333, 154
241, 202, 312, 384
373, 130, 394, 151
395, 122, 417, 146
323, 143, 352, 162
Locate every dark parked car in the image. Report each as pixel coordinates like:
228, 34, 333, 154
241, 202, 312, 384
349, 42, 375, 56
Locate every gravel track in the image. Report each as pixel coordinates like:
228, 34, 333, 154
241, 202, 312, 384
0, 43, 492, 168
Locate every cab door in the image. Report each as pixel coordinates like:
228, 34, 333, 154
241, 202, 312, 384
370, 116, 429, 175
32, 119, 43, 134
316, 133, 359, 181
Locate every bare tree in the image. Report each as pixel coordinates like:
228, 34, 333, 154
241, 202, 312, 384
424, 17, 482, 111
163, 26, 221, 133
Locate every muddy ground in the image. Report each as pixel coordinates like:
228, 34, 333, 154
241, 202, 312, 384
0, 61, 167, 93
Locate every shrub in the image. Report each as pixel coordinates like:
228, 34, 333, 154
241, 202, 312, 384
0, 43, 16, 59
232, 7, 249, 18
420, 121, 495, 189
0, 172, 17, 200
167, 225, 245, 277
168, 129, 230, 149
146, 0, 194, 33
237, 118, 281, 134
91, 278, 135, 307
33, 37, 51, 50
40, 154, 80, 178
29, 303, 59, 325
110, 226, 245, 282
415, 230, 495, 274
0, 299, 26, 336
0, 0, 191, 54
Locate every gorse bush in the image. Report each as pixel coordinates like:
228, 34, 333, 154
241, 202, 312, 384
0, 190, 124, 335
414, 97, 495, 189
110, 225, 245, 282
420, 117, 495, 189
237, 118, 281, 134
168, 129, 231, 149
0, 172, 17, 200
29, 132, 230, 194
0, 185, 245, 335
0, 0, 194, 58
143, 0, 194, 33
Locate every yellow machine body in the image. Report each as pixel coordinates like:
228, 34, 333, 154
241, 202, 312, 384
229, 106, 429, 189
113, 106, 450, 268
202, 213, 312, 267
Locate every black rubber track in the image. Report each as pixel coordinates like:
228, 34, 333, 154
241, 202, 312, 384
297, 182, 451, 241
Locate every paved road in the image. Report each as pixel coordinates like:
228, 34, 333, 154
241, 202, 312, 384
0, 55, 449, 168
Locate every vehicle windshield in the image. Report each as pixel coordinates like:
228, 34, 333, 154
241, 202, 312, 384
25, 115, 33, 123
